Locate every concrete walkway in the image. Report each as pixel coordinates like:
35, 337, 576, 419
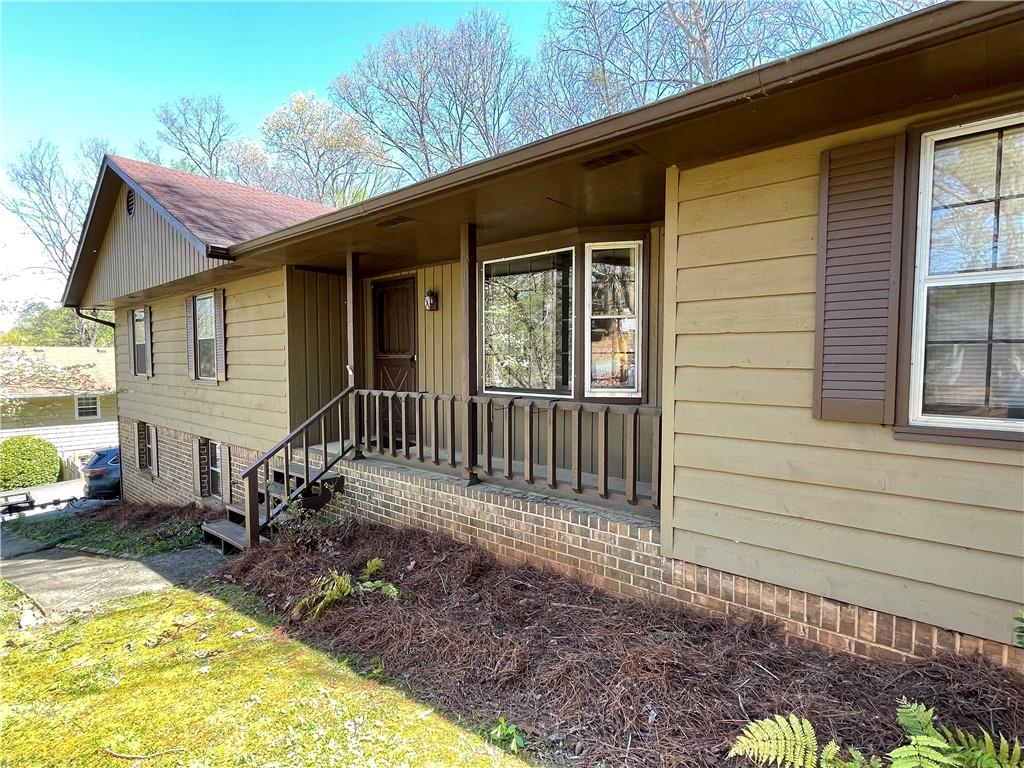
0, 528, 224, 614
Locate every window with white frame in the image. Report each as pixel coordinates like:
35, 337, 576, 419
75, 395, 100, 420
132, 308, 148, 376
586, 242, 642, 396
910, 112, 1024, 431
208, 441, 222, 498
482, 249, 574, 395
193, 293, 217, 381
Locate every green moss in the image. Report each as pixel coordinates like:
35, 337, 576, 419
0, 579, 29, 635
6, 514, 203, 556
0, 583, 533, 768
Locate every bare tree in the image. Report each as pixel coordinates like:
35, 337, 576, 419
154, 95, 236, 178
331, 8, 532, 182
262, 92, 395, 205
223, 140, 297, 197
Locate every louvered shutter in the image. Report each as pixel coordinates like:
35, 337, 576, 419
185, 296, 196, 380
148, 425, 159, 478
214, 289, 226, 381
136, 421, 147, 469
192, 439, 203, 497
813, 135, 905, 424
128, 309, 137, 376
143, 306, 153, 377
222, 444, 233, 504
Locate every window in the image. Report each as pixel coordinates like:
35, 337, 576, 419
483, 249, 574, 395
208, 441, 222, 498
137, 422, 158, 476
910, 112, 1024, 431
193, 293, 216, 380
586, 242, 642, 396
132, 308, 149, 376
75, 395, 100, 420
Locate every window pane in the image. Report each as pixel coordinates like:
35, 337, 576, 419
590, 318, 637, 390
195, 296, 215, 340
590, 247, 635, 316
209, 442, 220, 471
198, 338, 216, 380
932, 131, 997, 207
990, 343, 1024, 415
923, 342, 989, 413
134, 344, 147, 375
1003, 126, 1024, 197
929, 203, 995, 275
997, 196, 1023, 269
133, 311, 146, 343
483, 250, 573, 394
925, 284, 991, 341
993, 281, 1024, 340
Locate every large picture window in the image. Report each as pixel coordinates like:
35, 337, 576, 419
483, 249, 574, 395
586, 241, 642, 396
910, 112, 1023, 431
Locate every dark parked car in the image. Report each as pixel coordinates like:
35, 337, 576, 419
81, 447, 120, 499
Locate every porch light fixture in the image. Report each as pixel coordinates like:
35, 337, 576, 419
424, 289, 439, 312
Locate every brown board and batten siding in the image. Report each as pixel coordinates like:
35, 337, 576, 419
80, 183, 220, 307
115, 268, 290, 451
665, 104, 1024, 643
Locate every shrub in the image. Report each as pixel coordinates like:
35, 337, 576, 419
0, 435, 60, 491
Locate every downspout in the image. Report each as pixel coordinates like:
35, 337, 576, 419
74, 307, 116, 329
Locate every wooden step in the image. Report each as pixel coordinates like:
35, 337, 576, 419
225, 502, 301, 528
285, 462, 340, 482
202, 519, 267, 553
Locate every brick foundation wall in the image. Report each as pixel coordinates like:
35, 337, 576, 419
328, 458, 1024, 674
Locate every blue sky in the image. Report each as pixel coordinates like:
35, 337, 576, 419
0, 1, 552, 319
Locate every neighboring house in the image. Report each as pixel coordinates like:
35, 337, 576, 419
63, 3, 1023, 670
0, 346, 118, 464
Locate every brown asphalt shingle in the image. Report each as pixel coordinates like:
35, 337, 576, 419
109, 156, 334, 249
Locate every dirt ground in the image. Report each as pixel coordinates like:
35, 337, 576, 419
223, 518, 1024, 768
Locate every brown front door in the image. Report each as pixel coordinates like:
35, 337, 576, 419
373, 277, 417, 392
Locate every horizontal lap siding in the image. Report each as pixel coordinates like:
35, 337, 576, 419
1, 394, 116, 429
115, 269, 289, 452
668, 115, 1024, 643
80, 184, 216, 307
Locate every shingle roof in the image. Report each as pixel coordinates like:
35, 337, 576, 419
108, 156, 334, 250
1, 346, 117, 398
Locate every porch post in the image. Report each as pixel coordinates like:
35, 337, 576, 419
346, 250, 364, 459
460, 222, 480, 484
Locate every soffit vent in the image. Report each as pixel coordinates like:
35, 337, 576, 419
126, 188, 137, 218
580, 146, 645, 170
377, 215, 414, 228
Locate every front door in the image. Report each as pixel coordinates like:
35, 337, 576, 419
373, 277, 417, 393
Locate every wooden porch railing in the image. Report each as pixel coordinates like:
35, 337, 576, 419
241, 386, 662, 548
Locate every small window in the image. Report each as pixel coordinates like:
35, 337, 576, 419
132, 308, 149, 376
586, 241, 642, 396
141, 423, 157, 475
75, 395, 100, 420
208, 441, 222, 498
194, 293, 216, 381
482, 249, 574, 395
910, 112, 1024, 431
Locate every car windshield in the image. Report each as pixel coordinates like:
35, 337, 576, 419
86, 449, 116, 467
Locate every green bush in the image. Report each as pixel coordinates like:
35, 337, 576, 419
0, 435, 60, 491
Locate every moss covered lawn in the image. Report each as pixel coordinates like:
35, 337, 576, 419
0, 580, 531, 768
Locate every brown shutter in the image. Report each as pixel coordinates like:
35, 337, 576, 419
191, 438, 203, 497
128, 309, 137, 376
144, 306, 153, 378
185, 296, 196, 380
813, 134, 905, 424
136, 421, 147, 468
148, 425, 159, 478
222, 444, 233, 504
214, 288, 226, 381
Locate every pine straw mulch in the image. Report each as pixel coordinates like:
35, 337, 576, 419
78, 501, 223, 528
221, 518, 1024, 768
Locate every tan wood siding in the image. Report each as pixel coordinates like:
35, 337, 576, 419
80, 184, 218, 307
115, 269, 289, 451
666, 111, 1024, 643
286, 267, 348, 427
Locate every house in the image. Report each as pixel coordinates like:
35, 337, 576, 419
0, 346, 118, 468
62, 3, 1023, 670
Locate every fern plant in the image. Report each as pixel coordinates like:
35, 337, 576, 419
729, 700, 1021, 768
1014, 611, 1024, 649
292, 559, 398, 618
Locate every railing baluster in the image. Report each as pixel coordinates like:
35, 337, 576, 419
263, 460, 272, 524
320, 414, 327, 469
650, 411, 661, 509
523, 401, 534, 484
571, 403, 583, 493
376, 393, 385, 455
431, 395, 440, 465
481, 398, 493, 475
625, 406, 639, 505
302, 430, 309, 487
244, 472, 259, 547
362, 392, 372, 453
415, 393, 424, 463
597, 405, 609, 499
401, 394, 410, 459
388, 393, 397, 457
284, 441, 292, 494
546, 401, 557, 489
504, 400, 515, 480
337, 398, 345, 456
447, 395, 457, 468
